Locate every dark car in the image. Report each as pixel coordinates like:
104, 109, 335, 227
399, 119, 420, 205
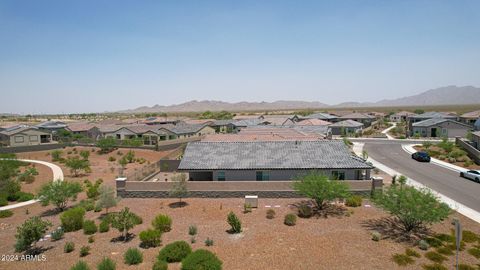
412, 151, 431, 162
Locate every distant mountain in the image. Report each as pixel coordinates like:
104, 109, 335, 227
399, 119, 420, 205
120, 85, 480, 113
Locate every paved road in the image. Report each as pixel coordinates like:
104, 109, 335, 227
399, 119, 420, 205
364, 142, 480, 213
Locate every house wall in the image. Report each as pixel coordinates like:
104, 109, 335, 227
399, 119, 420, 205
330, 126, 362, 136
8, 130, 52, 147
412, 122, 470, 138
472, 133, 480, 150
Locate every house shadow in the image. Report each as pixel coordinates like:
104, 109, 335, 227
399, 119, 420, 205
168, 201, 188, 208
360, 217, 431, 243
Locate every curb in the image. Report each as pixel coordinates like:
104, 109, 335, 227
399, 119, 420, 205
401, 144, 466, 173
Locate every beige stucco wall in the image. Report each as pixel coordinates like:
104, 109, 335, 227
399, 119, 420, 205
8, 129, 52, 147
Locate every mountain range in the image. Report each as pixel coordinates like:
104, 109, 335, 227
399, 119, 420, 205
121, 85, 480, 113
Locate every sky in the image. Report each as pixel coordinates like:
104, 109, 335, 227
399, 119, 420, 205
1, 0, 479, 114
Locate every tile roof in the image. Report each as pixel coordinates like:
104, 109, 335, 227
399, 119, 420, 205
392, 111, 415, 117
35, 121, 67, 129
178, 141, 373, 170
411, 112, 457, 119
305, 112, 337, 120
202, 134, 322, 142
338, 112, 375, 120
412, 118, 470, 127
167, 124, 210, 135
66, 122, 97, 132
296, 119, 332, 126
329, 120, 364, 128
461, 110, 480, 119
0, 126, 50, 136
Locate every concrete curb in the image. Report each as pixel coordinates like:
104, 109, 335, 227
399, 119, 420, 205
401, 144, 467, 173
0, 158, 64, 211
353, 142, 480, 224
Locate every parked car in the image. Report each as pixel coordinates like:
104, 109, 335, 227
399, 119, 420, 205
411, 151, 431, 162
460, 170, 480, 183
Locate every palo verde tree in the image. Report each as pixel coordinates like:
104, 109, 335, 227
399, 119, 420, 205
372, 175, 450, 233
292, 171, 350, 210
65, 156, 90, 177
110, 207, 142, 241
96, 185, 118, 214
37, 180, 83, 211
15, 216, 52, 253
169, 173, 189, 203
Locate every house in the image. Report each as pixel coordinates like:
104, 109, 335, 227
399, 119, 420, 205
144, 117, 180, 125
471, 131, 480, 150
411, 119, 471, 138
304, 112, 338, 122
337, 113, 376, 127
178, 141, 373, 181
295, 119, 332, 126
460, 110, 480, 126
35, 121, 68, 132
210, 120, 236, 133
66, 123, 101, 140
329, 120, 364, 136
166, 124, 216, 139
407, 112, 458, 136
0, 126, 53, 147
389, 111, 415, 122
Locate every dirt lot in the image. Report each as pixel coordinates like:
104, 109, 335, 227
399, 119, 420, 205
1, 197, 479, 270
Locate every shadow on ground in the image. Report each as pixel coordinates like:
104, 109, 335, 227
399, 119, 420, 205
361, 217, 431, 243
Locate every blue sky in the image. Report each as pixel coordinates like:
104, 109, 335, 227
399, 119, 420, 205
1, 0, 479, 114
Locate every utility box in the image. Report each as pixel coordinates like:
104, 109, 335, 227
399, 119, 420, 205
245, 195, 258, 208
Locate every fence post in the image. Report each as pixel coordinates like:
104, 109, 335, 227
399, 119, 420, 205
115, 177, 127, 197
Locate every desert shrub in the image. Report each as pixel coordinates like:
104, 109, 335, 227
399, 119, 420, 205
83, 220, 97, 235
371, 231, 381, 242
152, 214, 172, 232
436, 246, 453, 256
0, 210, 13, 218
425, 251, 447, 263
152, 260, 168, 270
266, 209, 275, 219
190, 237, 196, 244
458, 264, 478, 270
468, 247, 480, 259
284, 213, 297, 226
64, 242, 75, 253
434, 233, 453, 242
419, 240, 429, 250
227, 212, 242, 233
124, 247, 143, 265
97, 257, 116, 270
70, 260, 90, 270
462, 230, 478, 243
78, 200, 95, 212
157, 241, 192, 263
405, 248, 420, 257
80, 245, 91, 257
425, 237, 444, 248
297, 203, 313, 218
345, 195, 362, 207
108, 156, 116, 162
243, 203, 252, 213
60, 207, 85, 232
51, 227, 64, 241
444, 241, 466, 252
181, 249, 222, 270
139, 229, 162, 248
94, 205, 102, 212
0, 197, 7, 206
448, 149, 467, 159
422, 264, 447, 270
16, 192, 34, 202
188, 225, 197, 236
392, 253, 414, 266
99, 219, 110, 233
205, 237, 214, 246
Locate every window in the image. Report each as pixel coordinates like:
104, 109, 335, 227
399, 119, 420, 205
256, 171, 270, 181
116, 134, 121, 139
169, 135, 176, 140
332, 171, 345, 180
217, 171, 225, 181
29, 135, 38, 142
442, 128, 447, 135
14, 136, 24, 143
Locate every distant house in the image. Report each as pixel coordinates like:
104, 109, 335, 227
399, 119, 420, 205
35, 121, 68, 132
407, 112, 458, 136
460, 110, 480, 126
210, 120, 236, 133
337, 113, 376, 127
0, 126, 52, 147
389, 111, 415, 122
295, 119, 332, 126
304, 112, 338, 122
66, 123, 101, 140
144, 117, 180, 125
178, 141, 373, 181
411, 119, 471, 138
329, 120, 364, 136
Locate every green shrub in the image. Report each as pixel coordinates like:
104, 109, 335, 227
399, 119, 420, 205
70, 260, 90, 270
243, 203, 252, 213
297, 203, 313, 218
371, 231, 381, 242
205, 237, 214, 246
284, 213, 297, 226
99, 219, 110, 233
97, 257, 116, 270
124, 247, 143, 265
64, 242, 75, 253
425, 251, 447, 263
0, 197, 7, 206
434, 233, 453, 242
152, 260, 168, 270
425, 237, 443, 248
266, 209, 275, 219
157, 241, 192, 263
436, 246, 453, 256
405, 248, 420, 257
51, 227, 64, 241
181, 249, 222, 270
418, 240, 429, 250
88, 236, 95, 243
139, 229, 162, 248
462, 230, 478, 243
78, 200, 95, 212
79, 245, 90, 257
108, 156, 116, 162
152, 214, 172, 232
0, 210, 13, 218
422, 264, 448, 270
16, 192, 34, 202
188, 225, 197, 236
392, 253, 414, 266
83, 220, 97, 235
227, 212, 242, 233
345, 195, 362, 207
60, 207, 85, 232
458, 264, 477, 270
467, 247, 480, 259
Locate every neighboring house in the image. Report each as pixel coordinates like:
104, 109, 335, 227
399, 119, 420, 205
144, 117, 180, 125
210, 120, 236, 133
389, 111, 415, 122
471, 131, 480, 150
304, 112, 338, 122
35, 121, 67, 132
337, 113, 376, 127
411, 119, 471, 138
167, 124, 216, 139
296, 119, 332, 126
178, 141, 373, 181
407, 112, 458, 135
329, 120, 364, 136
460, 110, 480, 126
0, 126, 52, 147
66, 123, 102, 140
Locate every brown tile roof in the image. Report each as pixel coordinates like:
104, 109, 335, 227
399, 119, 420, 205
66, 122, 97, 132
461, 110, 480, 119
296, 119, 332, 126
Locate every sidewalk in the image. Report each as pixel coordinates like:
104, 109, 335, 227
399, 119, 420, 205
381, 123, 396, 140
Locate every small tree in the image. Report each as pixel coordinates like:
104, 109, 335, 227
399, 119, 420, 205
84, 179, 103, 199
15, 216, 52, 252
124, 151, 135, 163
37, 181, 83, 211
372, 176, 450, 233
110, 207, 142, 241
51, 150, 63, 162
79, 150, 90, 160
293, 172, 350, 210
227, 212, 242, 233
96, 185, 118, 214
169, 173, 188, 203
65, 157, 90, 177
96, 137, 116, 154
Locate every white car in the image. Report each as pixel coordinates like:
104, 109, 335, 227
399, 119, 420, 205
460, 170, 480, 183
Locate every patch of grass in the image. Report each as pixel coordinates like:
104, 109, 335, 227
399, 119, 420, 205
436, 246, 454, 256
462, 230, 479, 243
0, 210, 14, 218
425, 251, 447, 264
467, 247, 480, 259
434, 233, 453, 242
405, 248, 420, 258
422, 264, 447, 270
458, 264, 477, 270
392, 253, 414, 266
425, 237, 444, 248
